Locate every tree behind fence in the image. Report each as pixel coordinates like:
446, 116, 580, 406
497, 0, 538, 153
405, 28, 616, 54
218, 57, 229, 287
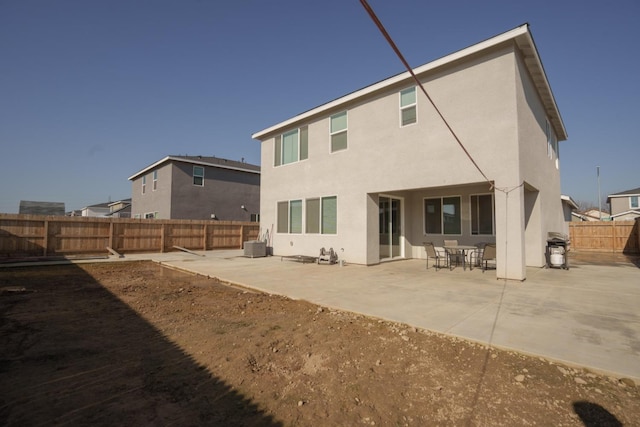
0, 214, 260, 257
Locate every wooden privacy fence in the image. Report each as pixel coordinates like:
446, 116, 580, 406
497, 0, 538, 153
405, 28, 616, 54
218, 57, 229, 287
569, 219, 640, 253
0, 214, 260, 258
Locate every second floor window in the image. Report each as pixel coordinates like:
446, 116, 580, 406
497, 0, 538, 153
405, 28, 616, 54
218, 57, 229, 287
631, 196, 639, 209
400, 87, 417, 126
330, 111, 348, 152
152, 170, 158, 191
274, 126, 308, 166
193, 166, 204, 186
141, 176, 146, 194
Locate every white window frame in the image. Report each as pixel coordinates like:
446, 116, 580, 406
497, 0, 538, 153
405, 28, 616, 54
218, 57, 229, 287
330, 111, 348, 153
423, 196, 462, 235
276, 200, 303, 234
274, 126, 308, 167
630, 196, 639, 209
305, 195, 337, 235
470, 193, 495, 235
144, 212, 157, 219
141, 176, 146, 194
193, 166, 204, 186
400, 87, 417, 127
152, 170, 158, 191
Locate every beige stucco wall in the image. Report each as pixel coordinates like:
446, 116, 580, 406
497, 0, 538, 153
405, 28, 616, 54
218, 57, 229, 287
259, 42, 564, 280
610, 196, 637, 215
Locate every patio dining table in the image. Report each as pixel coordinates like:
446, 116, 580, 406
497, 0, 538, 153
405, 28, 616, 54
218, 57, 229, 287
443, 245, 478, 271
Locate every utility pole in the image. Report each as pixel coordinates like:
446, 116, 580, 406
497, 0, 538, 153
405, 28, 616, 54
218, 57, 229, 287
597, 166, 601, 220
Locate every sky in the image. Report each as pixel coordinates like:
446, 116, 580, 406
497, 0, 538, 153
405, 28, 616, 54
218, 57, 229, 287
1, 0, 638, 213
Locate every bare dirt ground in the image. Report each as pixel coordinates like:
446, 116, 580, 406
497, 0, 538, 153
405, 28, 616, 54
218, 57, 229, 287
1, 259, 638, 426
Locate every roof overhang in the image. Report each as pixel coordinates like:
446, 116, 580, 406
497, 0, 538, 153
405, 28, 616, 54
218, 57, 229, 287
561, 195, 579, 210
128, 156, 260, 181
252, 24, 567, 142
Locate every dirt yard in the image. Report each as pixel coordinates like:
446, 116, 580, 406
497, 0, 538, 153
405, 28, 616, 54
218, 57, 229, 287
1, 261, 638, 426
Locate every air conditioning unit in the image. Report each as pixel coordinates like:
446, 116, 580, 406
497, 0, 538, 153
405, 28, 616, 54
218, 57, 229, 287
243, 240, 266, 258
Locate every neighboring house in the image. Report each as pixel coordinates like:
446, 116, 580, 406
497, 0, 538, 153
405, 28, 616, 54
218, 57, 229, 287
560, 195, 578, 235
579, 209, 611, 221
105, 199, 131, 218
128, 155, 260, 221
80, 199, 131, 218
81, 202, 111, 217
252, 24, 567, 281
607, 187, 640, 221
19, 201, 65, 216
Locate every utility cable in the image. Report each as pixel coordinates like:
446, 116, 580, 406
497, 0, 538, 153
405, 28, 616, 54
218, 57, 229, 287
359, 0, 498, 190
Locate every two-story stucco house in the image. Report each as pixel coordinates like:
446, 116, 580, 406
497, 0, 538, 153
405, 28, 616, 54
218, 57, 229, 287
607, 187, 640, 221
252, 24, 567, 281
129, 155, 260, 221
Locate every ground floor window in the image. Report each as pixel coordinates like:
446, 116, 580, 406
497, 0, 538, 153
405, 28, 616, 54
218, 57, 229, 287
471, 194, 494, 235
277, 200, 302, 233
424, 196, 461, 235
278, 196, 337, 234
144, 212, 158, 219
306, 196, 337, 234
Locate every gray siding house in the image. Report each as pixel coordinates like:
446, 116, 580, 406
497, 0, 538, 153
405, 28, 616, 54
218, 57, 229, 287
129, 156, 260, 221
252, 24, 567, 281
607, 187, 640, 221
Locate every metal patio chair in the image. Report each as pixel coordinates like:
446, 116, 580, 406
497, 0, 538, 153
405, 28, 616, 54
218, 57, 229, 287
423, 242, 448, 271
481, 243, 497, 272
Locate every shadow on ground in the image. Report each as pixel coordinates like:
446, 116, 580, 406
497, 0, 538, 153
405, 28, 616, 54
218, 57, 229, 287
569, 251, 640, 268
0, 264, 281, 426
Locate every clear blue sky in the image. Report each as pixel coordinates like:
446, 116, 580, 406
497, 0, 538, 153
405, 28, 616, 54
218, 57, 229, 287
1, 0, 638, 213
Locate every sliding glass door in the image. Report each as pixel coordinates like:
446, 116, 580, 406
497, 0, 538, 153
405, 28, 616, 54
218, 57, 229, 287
379, 196, 403, 260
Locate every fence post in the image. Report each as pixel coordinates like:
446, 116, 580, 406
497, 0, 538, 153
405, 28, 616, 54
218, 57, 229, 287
203, 223, 207, 250
109, 220, 114, 251
43, 219, 49, 256
160, 223, 166, 253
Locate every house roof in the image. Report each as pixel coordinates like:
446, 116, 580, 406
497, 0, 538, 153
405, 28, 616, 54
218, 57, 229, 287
561, 195, 579, 210
252, 24, 567, 142
81, 199, 131, 210
610, 209, 640, 219
82, 202, 111, 210
606, 187, 640, 202
128, 155, 260, 181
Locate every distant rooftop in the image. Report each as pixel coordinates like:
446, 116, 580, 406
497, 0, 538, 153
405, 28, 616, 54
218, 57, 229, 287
129, 155, 260, 181
19, 200, 65, 216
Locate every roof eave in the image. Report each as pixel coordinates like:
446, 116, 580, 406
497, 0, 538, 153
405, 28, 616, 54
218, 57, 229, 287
128, 156, 260, 181
252, 24, 567, 142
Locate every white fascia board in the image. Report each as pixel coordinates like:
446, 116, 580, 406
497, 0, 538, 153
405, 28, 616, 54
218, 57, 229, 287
608, 193, 640, 198
252, 24, 559, 141
128, 156, 171, 181
561, 195, 579, 210
128, 156, 259, 181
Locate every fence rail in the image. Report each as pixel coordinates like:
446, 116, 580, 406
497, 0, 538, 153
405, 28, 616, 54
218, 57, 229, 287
0, 214, 260, 258
569, 220, 640, 253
